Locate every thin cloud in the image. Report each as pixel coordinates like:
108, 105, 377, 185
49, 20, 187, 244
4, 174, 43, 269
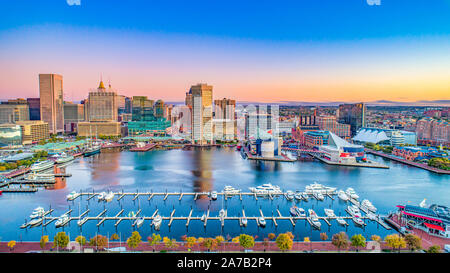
67, 0, 81, 6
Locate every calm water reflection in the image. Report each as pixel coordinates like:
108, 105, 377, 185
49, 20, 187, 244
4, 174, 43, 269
0, 147, 448, 242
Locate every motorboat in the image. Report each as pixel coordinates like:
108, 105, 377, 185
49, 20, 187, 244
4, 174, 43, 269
30, 207, 45, 219
211, 191, 218, 200
352, 216, 365, 226
345, 188, 359, 199
55, 153, 74, 164
249, 183, 282, 195
30, 160, 55, 172
290, 206, 298, 217
324, 208, 336, 218
223, 186, 241, 194
201, 213, 206, 222
66, 191, 78, 201
241, 216, 248, 227
152, 214, 162, 230
366, 212, 378, 221
28, 217, 43, 227
97, 192, 106, 202
295, 207, 306, 217
308, 209, 321, 229
337, 190, 349, 201
294, 192, 303, 201
301, 193, 309, 202
361, 199, 377, 213
26, 173, 55, 182
305, 182, 336, 194
285, 190, 294, 201
135, 217, 145, 228
315, 192, 325, 201
257, 217, 266, 227
347, 205, 362, 218
55, 214, 69, 228
336, 217, 347, 226
104, 191, 115, 202
219, 209, 226, 220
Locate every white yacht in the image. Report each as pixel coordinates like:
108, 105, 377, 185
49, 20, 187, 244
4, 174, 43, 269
241, 216, 248, 227
152, 214, 162, 230
223, 186, 241, 194
285, 190, 294, 201
30, 160, 55, 172
324, 208, 336, 217
211, 191, 218, 200
26, 173, 55, 182
257, 217, 266, 227
352, 216, 365, 226
347, 205, 362, 218
249, 184, 282, 195
219, 209, 226, 220
294, 192, 303, 201
201, 213, 206, 222
315, 192, 325, 201
30, 207, 45, 219
301, 193, 309, 202
336, 217, 347, 226
296, 207, 306, 217
97, 192, 106, 202
66, 191, 78, 201
55, 214, 69, 228
366, 212, 378, 221
345, 188, 359, 199
308, 209, 321, 229
28, 217, 43, 227
135, 217, 144, 228
55, 153, 74, 164
361, 199, 377, 212
337, 190, 349, 201
305, 182, 336, 194
290, 206, 298, 217
104, 191, 115, 202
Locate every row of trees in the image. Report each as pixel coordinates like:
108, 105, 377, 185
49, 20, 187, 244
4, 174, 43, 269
5, 231, 442, 253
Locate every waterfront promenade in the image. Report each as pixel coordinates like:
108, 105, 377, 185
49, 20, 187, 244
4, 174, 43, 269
366, 149, 450, 174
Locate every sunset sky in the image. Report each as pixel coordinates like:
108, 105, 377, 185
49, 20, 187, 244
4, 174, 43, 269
1, 0, 450, 104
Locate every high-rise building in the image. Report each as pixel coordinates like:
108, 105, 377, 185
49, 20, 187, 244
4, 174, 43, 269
416, 117, 450, 146
64, 102, 85, 133
316, 116, 351, 140
86, 80, 118, 122
39, 74, 64, 134
132, 96, 155, 121
154, 100, 165, 119
27, 98, 41, 120
16, 120, 49, 145
213, 98, 236, 141
337, 103, 366, 136
0, 104, 29, 124
191, 83, 213, 145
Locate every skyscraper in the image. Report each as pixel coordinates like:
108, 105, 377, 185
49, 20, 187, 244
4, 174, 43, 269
213, 98, 236, 141
86, 80, 118, 122
191, 83, 213, 145
39, 74, 64, 134
27, 98, 41, 120
337, 103, 366, 136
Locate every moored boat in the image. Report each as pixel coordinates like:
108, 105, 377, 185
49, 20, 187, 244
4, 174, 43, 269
30, 160, 55, 172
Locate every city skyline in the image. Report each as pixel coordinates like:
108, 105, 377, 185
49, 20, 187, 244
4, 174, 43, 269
1, 1, 450, 104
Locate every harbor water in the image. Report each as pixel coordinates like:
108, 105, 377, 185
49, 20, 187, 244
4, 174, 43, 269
0, 147, 449, 242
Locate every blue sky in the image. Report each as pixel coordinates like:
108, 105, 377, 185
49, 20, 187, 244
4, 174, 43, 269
0, 0, 449, 103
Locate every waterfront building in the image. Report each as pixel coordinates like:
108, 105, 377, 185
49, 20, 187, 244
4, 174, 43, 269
0, 104, 29, 124
319, 132, 365, 163
39, 73, 64, 134
77, 121, 121, 137
27, 98, 40, 120
416, 117, 450, 146
392, 146, 447, 162
244, 107, 276, 140
0, 124, 22, 147
16, 120, 50, 145
316, 116, 351, 140
337, 103, 366, 136
191, 83, 213, 145
353, 127, 417, 146
64, 102, 85, 133
395, 204, 450, 238
127, 120, 171, 137
304, 130, 329, 148
86, 80, 118, 122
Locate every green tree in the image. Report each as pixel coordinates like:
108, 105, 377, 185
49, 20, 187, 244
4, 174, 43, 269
332, 232, 349, 252
350, 234, 366, 252
426, 245, 441, 253
53, 232, 69, 249
371, 235, 381, 243
126, 231, 142, 249
185, 237, 197, 250
148, 233, 162, 252
384, 234, 406, 253
239, 234, 255, 251
276, 233, 294, 252
404, 234, 422, 251
40, 235, 49, 250
75, 235, 86, 246
7, 240, 16, 251
89, 235, 108, 250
